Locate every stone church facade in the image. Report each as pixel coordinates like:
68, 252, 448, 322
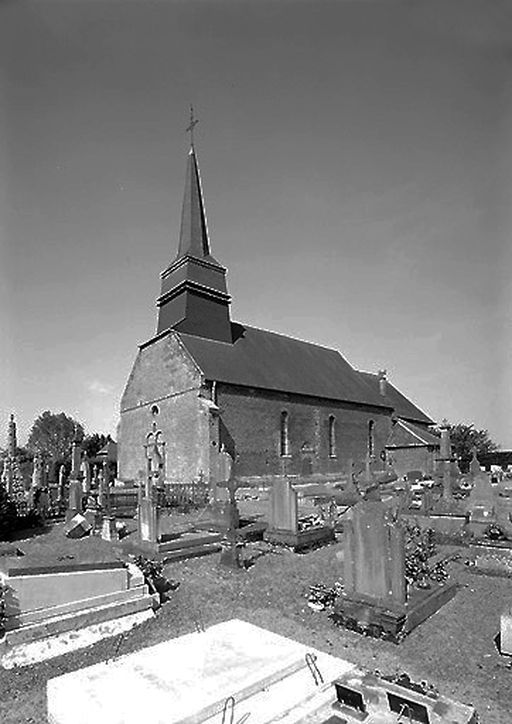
118, 143, 434, 485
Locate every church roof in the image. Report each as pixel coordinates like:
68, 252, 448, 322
358, 371, 433, 425
386, 419, 440, 448
177, 325, 391, 409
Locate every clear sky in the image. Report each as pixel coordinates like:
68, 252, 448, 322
1, 0, 511, 448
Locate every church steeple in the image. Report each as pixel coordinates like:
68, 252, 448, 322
176, 147, 211, 260
156, 137, 232, 343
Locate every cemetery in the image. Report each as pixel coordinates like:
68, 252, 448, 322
2, 50, 510, 721
1, 413, 512, 722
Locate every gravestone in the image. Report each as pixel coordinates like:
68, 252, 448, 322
466, 470, 496, 535
264, 477, 334, 551
64, 513, 92, 539
343, 501, 406, 607
137, 426, 164, 543
57, 465, 66, 502
268, 478, 298, 533
80, 457, 92, 495
469, 448, 482, 478
334, 498, 457, 641
101, 515, 119, 542
66, 480, 83, 522
500, 607, 512, 656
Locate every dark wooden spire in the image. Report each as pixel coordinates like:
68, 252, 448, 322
156, 144, 232, 342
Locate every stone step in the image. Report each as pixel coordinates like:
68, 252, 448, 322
160, 543, 222, 564
5, 585, 149, 630
156, 533, 222, 553
2, 593, 153, 649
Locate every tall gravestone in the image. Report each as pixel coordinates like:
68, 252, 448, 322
439, 420, 454, 502
80, 456, 92, 494
343, 500, 406, 607
137, 424, 164, 543
268, 478, 298, 534
66, 438, 83, 522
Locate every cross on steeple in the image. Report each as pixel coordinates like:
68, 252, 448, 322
186, 105, 199, 147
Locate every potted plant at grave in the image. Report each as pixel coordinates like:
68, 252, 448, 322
133, 555, 179, 603
484, 523, 506, 541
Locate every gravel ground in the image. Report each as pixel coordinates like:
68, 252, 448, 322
1, 534, 511, 723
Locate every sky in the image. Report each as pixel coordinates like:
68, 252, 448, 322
1, 0, 511, 448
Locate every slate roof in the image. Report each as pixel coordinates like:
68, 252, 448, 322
177, 325, 390, 409
359, 371, 433, 425
386, 419, 440, 448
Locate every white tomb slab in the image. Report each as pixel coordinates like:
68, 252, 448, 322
47, 619, 355, 724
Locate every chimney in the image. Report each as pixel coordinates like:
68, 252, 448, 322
378, 369, 387, 396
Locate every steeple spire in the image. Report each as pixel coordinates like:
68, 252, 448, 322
176, 146, 211, 259
155, 126, 232, 343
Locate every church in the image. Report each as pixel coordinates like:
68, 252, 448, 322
118, 138, 437, 486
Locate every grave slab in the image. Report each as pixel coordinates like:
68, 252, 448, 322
47, 619, 353, 724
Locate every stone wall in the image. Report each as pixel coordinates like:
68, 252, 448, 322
118, 333, 208, 482
388, 446, 436, 478
216, 384, 392, 481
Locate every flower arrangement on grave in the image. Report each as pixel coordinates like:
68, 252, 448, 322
483, 523, 506, 541
133, 555, 179, 602
404, 523, 448, 588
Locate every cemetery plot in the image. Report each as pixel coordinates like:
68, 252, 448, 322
331, 501, 457, 643
46, 619, 477, 724
263, 478, 335, 551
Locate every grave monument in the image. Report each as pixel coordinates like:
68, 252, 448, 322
333, 499, 457, 641
264, 477, 335, 551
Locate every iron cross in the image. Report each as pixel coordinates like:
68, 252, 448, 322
186, 105, 199, 146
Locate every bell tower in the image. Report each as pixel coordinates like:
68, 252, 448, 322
156, 129, 232, 343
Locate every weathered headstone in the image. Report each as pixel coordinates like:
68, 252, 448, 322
57, 464, 66, 502
101, 515, 119, 542
501, 607, 512, 656
343, 500, 406, 606
268, 478, 298, 533
469, 448, 482, 478
466, 471, 496, 533
80, 457, 92, 494
66, 480, 83, 522
64, 513, 92, 539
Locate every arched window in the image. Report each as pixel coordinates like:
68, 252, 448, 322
280, 411, 289, 456
328, 415, 336, 457
368, 420, 375, 457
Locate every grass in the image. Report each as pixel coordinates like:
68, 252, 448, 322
1, 513, 512, 723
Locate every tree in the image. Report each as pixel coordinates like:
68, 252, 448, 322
0, 484, 18, 540
27, 411, 84, 462
82, 433, 109, 460
446, 423, 499, 473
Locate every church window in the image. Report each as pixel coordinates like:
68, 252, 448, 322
368, 420, 375, 457
151, 405, 159, 416
328, 416, 336, 457
280, 411, 290, 456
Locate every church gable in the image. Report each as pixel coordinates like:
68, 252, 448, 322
120, 332, 202, 412
386, 419, 440, 449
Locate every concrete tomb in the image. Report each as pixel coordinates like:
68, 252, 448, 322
46, 619, 477, 724
0, 561, 153, 664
